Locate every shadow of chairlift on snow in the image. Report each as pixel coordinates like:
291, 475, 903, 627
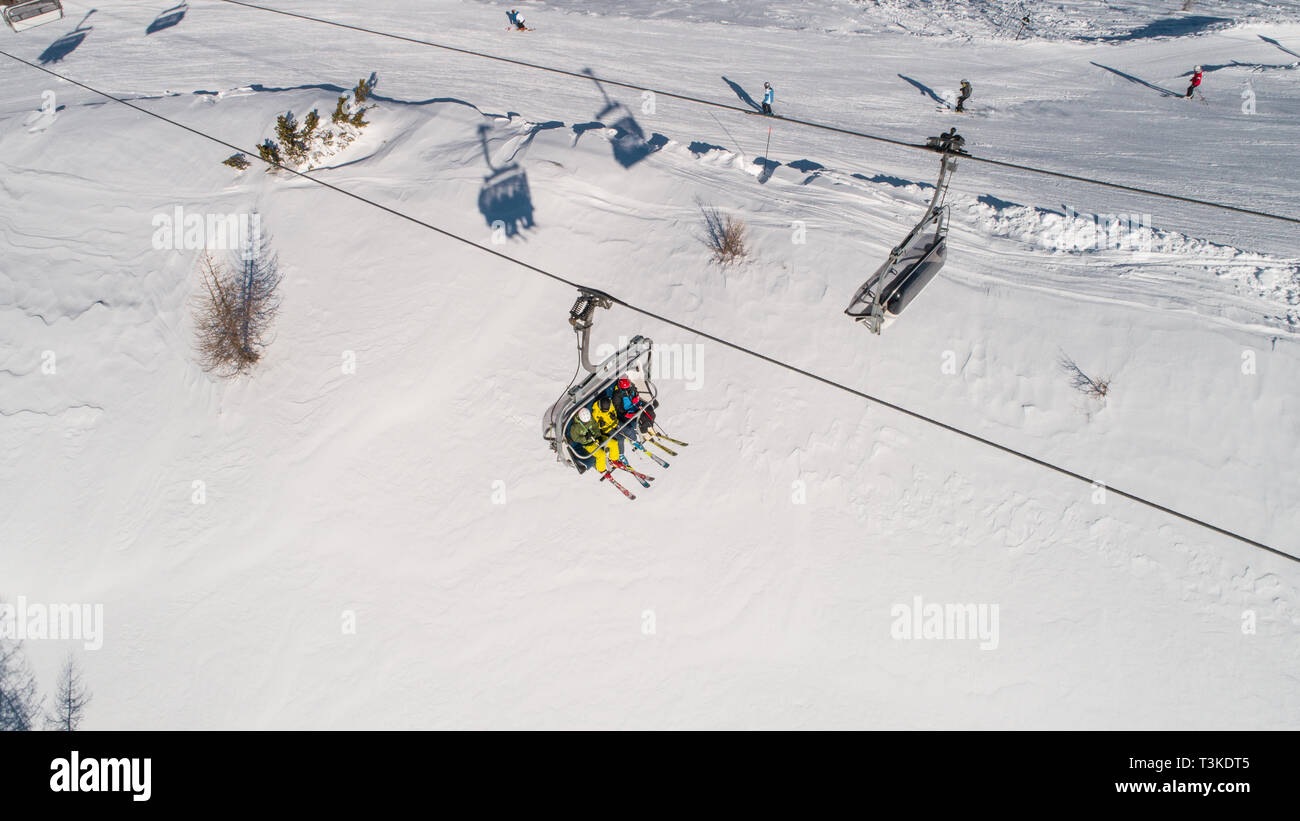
476, 123, 535, 239
35, 8, 93, 65
845, 131, 964, 335
583, 68, 654, 169
146, 2, 186, 35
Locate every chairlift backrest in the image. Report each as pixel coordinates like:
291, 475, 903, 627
3, 0, 64, 32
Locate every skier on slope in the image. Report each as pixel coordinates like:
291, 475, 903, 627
956, 79, 973, 112
506, 9, 527, 31
762, 82, 775, 115
1185, 65, 1203, 99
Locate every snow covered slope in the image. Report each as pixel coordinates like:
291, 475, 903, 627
1, 0, 1298, 728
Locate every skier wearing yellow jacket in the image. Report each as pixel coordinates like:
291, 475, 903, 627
567, 406, 620, 473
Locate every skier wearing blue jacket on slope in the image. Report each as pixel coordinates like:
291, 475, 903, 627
762, 81, 775, 115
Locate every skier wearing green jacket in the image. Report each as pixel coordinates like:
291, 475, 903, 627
568, 407, 619, 473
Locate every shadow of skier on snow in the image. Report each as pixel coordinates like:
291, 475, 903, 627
722, 76, 762, 112
1090, 62, 1180, 97
898, 75, 949, 107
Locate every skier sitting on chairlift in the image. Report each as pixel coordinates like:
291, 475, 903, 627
568, 406, 618, 474
611, 376, 657, 434
926, 127, 966, 154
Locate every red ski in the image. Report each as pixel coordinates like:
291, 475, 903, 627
612, 459, 654, 487
600, 470, 636, 500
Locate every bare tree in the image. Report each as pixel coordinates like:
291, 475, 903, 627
697, 200, 747, 264
45, 654, 92, 731
1058, 350, 1111, 398
0, 618, 42, 731
193, 221, 282, 376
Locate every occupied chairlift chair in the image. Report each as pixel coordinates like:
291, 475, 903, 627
542, 289, 658, 474
845, 129, 965, 334
2, 0, 64, 32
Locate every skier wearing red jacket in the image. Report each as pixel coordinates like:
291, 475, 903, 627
1185, 66, 1203, 99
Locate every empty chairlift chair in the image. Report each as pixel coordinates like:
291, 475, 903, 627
845, 133, 962, 334
2, 0, 64, 32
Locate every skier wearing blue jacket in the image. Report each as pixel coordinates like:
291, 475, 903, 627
762, 82, 774, 115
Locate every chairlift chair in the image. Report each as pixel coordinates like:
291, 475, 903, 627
542, 290, 658, 473
845, 138, 960, 334
2, 0, 64, 32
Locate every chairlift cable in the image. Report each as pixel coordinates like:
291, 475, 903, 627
2, 49, 1292, 564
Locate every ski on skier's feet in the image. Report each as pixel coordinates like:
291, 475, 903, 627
631, 441, 669, 469
613, 459, 654, 487
650, 432, 689, 447
646, 439, 677, 457
601, 471, 636, 500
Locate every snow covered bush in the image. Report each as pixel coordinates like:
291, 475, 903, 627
223, 153, 251, 171
275, 111, 308, 163
193, 228, 282, 377
257, 139, 282, 168
260, 79, 375, 172
698, 201, 747, 264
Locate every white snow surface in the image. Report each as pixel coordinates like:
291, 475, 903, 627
1, 0, 1298, 728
